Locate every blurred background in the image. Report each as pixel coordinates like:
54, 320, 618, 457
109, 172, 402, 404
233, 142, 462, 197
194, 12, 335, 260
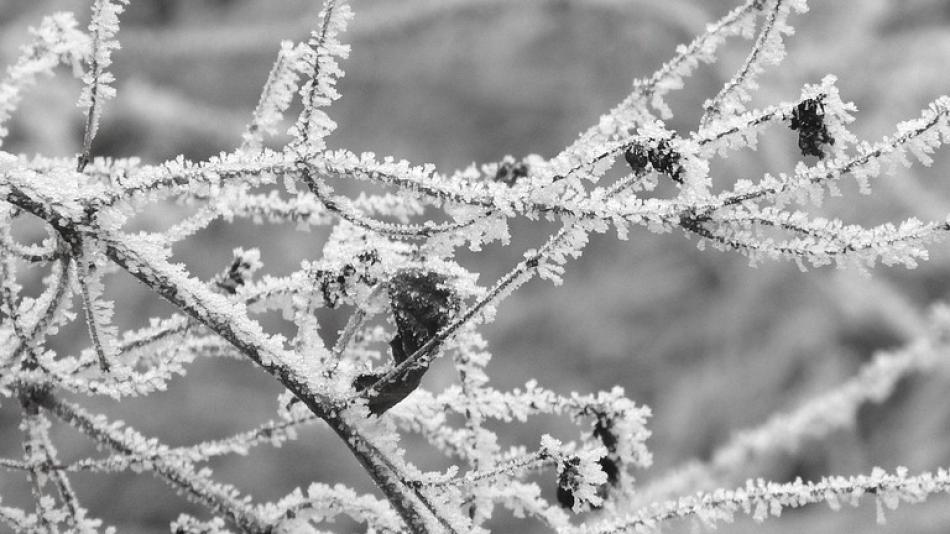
2, 0, 950, 532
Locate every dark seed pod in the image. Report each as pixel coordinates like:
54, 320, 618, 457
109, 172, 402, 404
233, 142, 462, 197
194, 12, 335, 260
649, 139, 685, 183
314, 250, 381, 308
624, 139, 684, 182
789, 98, 835, 159
353, 269, 460, 415
315, 269, 340, 308
495, 158, 529, 185
556, 484, 576, 510
556, 457, 582, 509
216, 259, 250, 294
623, 143, 650, 173
598, 456, 619, 487
556, 455, 607, 510
216, 252, 258, 294
592, 417, 618, 452
593, 416, 620, 485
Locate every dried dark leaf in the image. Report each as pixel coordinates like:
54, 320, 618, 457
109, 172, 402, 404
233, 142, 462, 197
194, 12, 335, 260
353, 268, 460, 415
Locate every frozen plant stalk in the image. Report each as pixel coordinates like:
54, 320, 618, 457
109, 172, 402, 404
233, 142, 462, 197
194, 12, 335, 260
1, 0, 950, 533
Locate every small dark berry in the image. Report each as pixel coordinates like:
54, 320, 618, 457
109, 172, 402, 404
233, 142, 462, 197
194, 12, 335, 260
357, 249, 380, 265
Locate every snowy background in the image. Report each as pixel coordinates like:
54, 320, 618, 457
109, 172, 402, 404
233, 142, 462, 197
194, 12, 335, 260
2, 0, 950, 532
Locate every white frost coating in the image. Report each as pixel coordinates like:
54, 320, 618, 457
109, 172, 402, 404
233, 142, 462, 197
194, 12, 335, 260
2, 1, 950, 532
77, 0, 127, 142
242, 41, 309, 151
289, 0, 354, 151
574, 466, 950, 534
0, 13, 89, 146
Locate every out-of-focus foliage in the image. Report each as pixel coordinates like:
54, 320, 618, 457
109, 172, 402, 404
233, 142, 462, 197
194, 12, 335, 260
1, 1, 950, 533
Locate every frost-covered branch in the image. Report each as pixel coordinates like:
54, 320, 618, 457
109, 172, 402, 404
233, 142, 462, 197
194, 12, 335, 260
77, 0, 128, 171
700, 0, 807, 126
37, 391, 268, 533
579, 466, 950, 534
0, 13, 89, 147
3, 0, 950, 531
634, 303, 950, 508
